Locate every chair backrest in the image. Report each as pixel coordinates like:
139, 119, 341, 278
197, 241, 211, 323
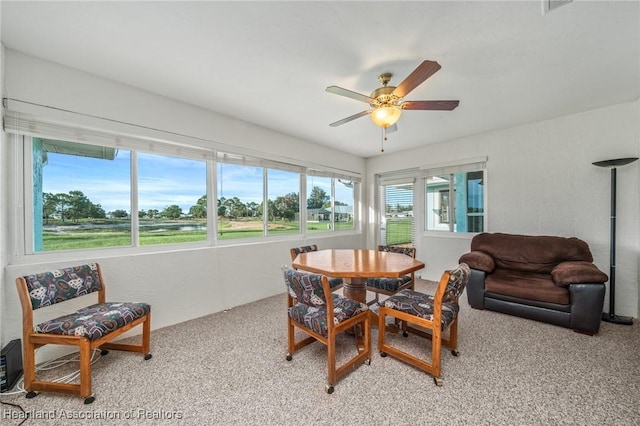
18, 263, 104, 310
377, 245, 416, 258
283, 267, 328, 307
441, 263, 471, 303
289, 245, 319, 262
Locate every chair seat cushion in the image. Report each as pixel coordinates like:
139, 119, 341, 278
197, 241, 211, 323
288, 294, 368, 337
35, 302, 151, 341
383, 289, 459, 330
366, 275, 412, 292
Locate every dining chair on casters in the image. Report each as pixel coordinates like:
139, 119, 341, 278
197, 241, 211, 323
366, 245, 417, 306
378, 263, 470, 386
289, 245, 344, 291
283, 266, 371, 394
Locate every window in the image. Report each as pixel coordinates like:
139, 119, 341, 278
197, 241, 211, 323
424, 159, 486, 233
267, 169, 300, 236
138, 152, 207, 246
216, 162, 264, 240
379, 180, 415, 247
8, 109, 360, 254
32, 138, 210, 252
306, 175, 355, 233
35, 138, 132, 252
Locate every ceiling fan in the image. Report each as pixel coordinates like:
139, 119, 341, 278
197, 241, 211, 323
326, 60, 459, 151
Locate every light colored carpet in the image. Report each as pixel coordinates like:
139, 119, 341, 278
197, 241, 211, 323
2, 279, 639, 425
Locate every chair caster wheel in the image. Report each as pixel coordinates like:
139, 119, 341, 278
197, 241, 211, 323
286, 353, 292, 361
380, 351, 387, 357
84, 395, 95, 404
402, 331, 409, 337
364, 358, 371, 365
326, 385, 334, 394
100, 349, 109, 356
25, 391, 38, 399
144, 353, 152, 360
451, 350, 459, 357
434, 377, 443, 387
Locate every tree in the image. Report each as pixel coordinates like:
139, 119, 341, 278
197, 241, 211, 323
162, 204, 183, 219
88, 203, 106, 219
189, 195, 207, 218
43, 192, 59, 224
217, 197, 227, 218
112, 209, 129, 218
307, 186, 328, 209
273, 192, 299, 220
67, 190, 92, 222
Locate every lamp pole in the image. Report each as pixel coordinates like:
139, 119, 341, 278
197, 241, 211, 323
592, 157, 638, 325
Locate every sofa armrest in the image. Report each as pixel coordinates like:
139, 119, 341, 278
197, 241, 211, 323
551, 261, 608, 287
465, 268, 487, 309
459, 251, 495, 273
569, 283, 606, 334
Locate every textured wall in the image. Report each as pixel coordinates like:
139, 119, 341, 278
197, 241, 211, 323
366, 100, 640, 317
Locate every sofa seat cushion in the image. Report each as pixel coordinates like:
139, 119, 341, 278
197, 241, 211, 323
485, 269, 569, 305
35, 302, 151, 341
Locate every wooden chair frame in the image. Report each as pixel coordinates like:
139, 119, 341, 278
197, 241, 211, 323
15, 264, 151, 404
378, 269, 460, 386
366, 245, 417, 306
286, 274, 370, 394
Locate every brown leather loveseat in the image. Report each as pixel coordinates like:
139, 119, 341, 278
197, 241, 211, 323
459, 233, 608, 335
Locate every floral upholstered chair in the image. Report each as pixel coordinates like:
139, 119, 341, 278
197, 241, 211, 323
289, 245, 343, 291
15, 263, 152, 404
283, 266, 370, 394
378, 263, 470, 386
366, 245, 417, 305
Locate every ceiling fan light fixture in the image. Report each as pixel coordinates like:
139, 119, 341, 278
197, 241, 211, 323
370, 105, 402, 128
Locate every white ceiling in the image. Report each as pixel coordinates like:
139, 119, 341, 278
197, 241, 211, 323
2, 1, 638, 158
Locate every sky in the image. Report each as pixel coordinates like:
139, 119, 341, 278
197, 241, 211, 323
43, 149, 353, 214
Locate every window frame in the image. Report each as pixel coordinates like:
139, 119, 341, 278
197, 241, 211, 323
8, 126, 361, 261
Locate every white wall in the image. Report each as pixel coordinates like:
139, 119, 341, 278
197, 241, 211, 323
0, 49, 366, 353
366, 99, 640, 318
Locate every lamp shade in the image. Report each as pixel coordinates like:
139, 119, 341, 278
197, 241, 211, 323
370, 105, 402, 128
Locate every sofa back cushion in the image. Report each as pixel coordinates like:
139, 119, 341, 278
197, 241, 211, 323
471, 233, 593, 274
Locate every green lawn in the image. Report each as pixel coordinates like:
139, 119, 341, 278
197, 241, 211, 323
41, 219, 355, 250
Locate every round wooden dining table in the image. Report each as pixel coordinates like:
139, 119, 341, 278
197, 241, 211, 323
291, 248, 425, 304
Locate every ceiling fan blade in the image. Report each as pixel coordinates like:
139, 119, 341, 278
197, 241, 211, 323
401, 100, 460, 110
392, 60, 442, 98
326, 86, 373, 103
329, 110, 370, 127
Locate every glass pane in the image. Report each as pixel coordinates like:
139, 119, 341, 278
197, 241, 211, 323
267, 169, 300, 236
36, 138, 131, 251
426, 175, 452, 231
335, 179, 355, 231
466, 170, 484, 232
382, 183, 414, 246
426, 171, 484, 233
217, 163, 264, 239
306, 176, 332, 233
138, 152, 207, 246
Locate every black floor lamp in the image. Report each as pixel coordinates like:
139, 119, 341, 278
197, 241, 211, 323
592, 157, 638, 325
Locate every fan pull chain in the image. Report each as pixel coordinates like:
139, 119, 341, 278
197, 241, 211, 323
381, 127, 386, 152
